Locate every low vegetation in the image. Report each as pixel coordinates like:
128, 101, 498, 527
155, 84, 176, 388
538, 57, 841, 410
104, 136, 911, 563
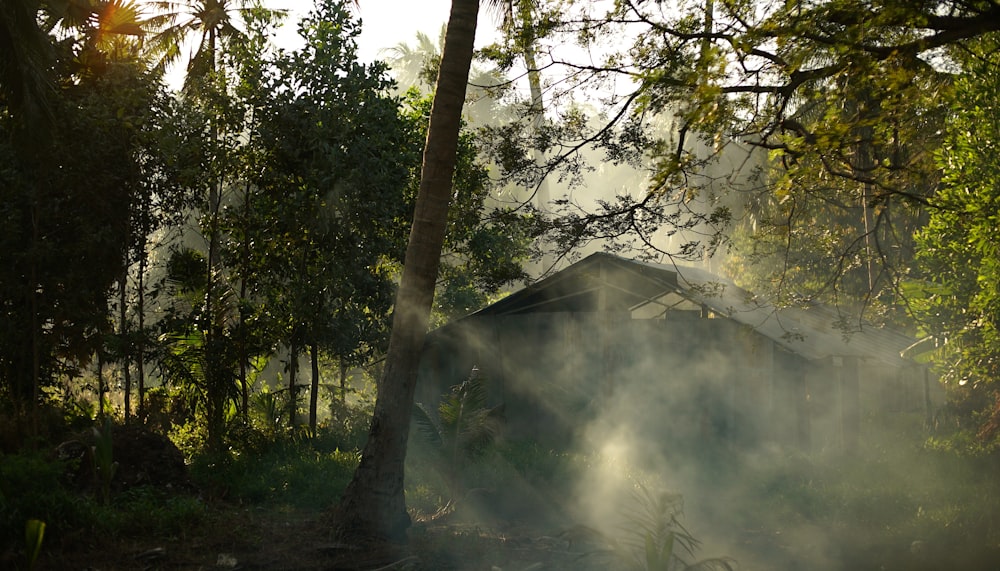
6, 382, 999, 571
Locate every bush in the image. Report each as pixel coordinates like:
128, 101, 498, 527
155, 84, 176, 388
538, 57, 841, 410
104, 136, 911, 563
0, 452, 88, 549
188, 441, 360, 508
1, 449, 207, 564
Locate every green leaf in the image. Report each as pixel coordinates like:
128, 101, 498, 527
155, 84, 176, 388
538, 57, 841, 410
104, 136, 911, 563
25, 519, 45, 570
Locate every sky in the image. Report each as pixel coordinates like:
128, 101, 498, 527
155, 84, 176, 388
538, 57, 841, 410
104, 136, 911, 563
164, 1, 500, 89
272, 0, 500, 64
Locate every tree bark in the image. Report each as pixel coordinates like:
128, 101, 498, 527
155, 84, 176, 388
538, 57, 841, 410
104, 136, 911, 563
309, 342, 319, 437
288, 340, 299, 428
331, 0, 480, 543
340, 361, 347, 405
119, 271, 131, 424
137, 241, 146, 421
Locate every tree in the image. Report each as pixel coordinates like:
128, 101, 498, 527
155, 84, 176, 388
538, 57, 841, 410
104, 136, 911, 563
331, 0, 488, 542
0, 58, 183, 424
398, 90, 535, 323
411, 370, 504, 499
250, 0, 413, 430
142, 0, 283, 451
475, 0, 1000, 310
0, 0, 56, 133
382, 29, 443, 91
143, 0, 281, 86
913, 36, 1000, 443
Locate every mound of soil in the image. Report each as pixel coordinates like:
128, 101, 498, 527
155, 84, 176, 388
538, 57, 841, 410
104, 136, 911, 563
113, 424, 191, 491
56, 423, 192, 493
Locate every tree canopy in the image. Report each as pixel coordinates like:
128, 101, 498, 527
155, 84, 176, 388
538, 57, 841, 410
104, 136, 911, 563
5, 0, 1000, 548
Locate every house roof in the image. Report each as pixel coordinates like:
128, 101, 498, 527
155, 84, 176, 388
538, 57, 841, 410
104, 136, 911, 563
452, 252, 916, 367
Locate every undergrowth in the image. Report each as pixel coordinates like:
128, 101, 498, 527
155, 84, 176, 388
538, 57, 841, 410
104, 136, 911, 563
188, 436, 359, 508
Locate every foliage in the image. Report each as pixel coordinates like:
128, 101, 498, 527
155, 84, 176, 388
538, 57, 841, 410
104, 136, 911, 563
189, 436, 360, 508
91, 417, 118, 505
0, 449, 204, 560
155, 261, 244, 454
24, 518, 45, 571
411, 370, 505, 498
398, 89, 536, 323
912, 35, 1000, 443
0, 58, 188, 409
476, 1, 998, 322
603, 483, 734, 571
726, 414, 1000, 570
109, 486, 205, 537
249, 0, 412, 385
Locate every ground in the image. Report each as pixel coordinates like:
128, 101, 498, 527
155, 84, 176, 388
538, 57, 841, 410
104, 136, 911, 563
43, 506, 629, 571
14, 425, 1000, 570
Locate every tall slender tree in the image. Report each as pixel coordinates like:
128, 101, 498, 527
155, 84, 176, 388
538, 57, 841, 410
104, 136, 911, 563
0, 0, 56, 133
332, 0, 491, 542
142, 0, 282, 450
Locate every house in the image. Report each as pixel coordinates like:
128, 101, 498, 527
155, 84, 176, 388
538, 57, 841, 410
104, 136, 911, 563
416, 252, 936, 454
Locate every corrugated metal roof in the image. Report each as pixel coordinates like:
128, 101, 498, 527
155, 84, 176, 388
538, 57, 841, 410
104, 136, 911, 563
450, 252, 915, 366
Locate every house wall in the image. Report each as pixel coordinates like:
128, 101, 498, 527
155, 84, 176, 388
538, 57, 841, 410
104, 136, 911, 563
416, 312, 925, 454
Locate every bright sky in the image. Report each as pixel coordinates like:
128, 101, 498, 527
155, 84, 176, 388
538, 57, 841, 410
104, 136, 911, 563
165, 1, 499, 89
272, 0, 500, 64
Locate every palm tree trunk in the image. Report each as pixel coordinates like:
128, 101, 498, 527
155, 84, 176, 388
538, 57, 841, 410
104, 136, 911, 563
340, 361, 347, 405
239, 182, 252, 424
331, 0, 480, 542
97, 347, 105, 419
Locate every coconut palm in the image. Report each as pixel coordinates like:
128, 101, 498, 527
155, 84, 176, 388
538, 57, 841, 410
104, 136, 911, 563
411, 370, 505, 500
86, 0, 146, 62
1, 0, 144, 130
382, 29, 442, 90
332, 0, 513, 542
139, 0, 282, 450
141, 0, 282, 87
0, 0, 55, 126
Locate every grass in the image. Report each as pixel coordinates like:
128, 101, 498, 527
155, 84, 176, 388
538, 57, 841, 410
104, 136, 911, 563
188, 440, 360, 509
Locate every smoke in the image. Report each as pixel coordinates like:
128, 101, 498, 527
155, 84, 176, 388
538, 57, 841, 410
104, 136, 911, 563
415, 286, 973, 570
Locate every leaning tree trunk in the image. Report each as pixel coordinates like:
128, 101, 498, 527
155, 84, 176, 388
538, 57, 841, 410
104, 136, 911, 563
331, 0, 480, 542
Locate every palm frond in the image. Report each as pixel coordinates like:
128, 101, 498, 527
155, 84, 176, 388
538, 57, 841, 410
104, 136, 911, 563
411, 401, 443, 449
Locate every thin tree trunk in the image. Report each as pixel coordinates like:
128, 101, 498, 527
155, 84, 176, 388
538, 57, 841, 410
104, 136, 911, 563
97, 348, 105, 419
332, 0, 480, 542
288, 341, 298, 428
340, 361, 347, 405
238, 175, 254, 425
203, 26, 226, 453
519, 1, 550, 271
309, 342, 319, 437
29, 208, 40, 446
120, 272, 132, 424
137, 241, 146, 421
